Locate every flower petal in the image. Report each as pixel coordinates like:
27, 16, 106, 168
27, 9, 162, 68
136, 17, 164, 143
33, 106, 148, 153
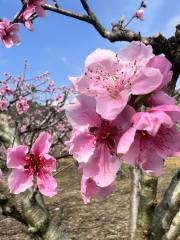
32, 132, 51, 155
7, 145, 28, 169
132, 111, 173, 136
96, 90, 130, 120
81, 176, 112, 204
8, 169, 33, 194
147, 91, 176, 107
123, 135, 140, 166
118, 41, 153, 63
117, 127, 137, 153
67, 131, 96, 163
140, 145, 163, 176
131, 67, 162, 95
41, 153, 56, 172
146, 55, 172, 90
150, 105, 180, 123
65, 95, 100, 131
83, 145, 120, 187
112, 105, 135, 136
85, 48, 118, 73
37, 171, 57, 197
153, 126, 180, 159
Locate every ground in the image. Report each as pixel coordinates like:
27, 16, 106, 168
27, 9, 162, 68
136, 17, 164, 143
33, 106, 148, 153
0, 158, 179, 240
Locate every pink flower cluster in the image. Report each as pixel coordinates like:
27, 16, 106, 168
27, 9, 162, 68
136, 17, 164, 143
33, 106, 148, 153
0, 19, 20, 48
7, 132, 57, 197
21, 0, 46, 31
16, 96, 29, 114
0, 1, 46, 47
66, 41, 180, 203
0, 99, 9, 111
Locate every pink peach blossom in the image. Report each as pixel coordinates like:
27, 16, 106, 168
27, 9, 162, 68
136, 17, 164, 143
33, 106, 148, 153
0, 19, 20, 48
16, 96, 29, 114
25, 0, 46, 17
55, 94, 62, 101
0, 85, 13, 95
0, 100, 9, 111
118, 109, 180, 176
7, 132, 57, 197
70, 42, 163, 120
66, 95, 135, 188
135, 9, 144, 20
21, 8, 34, 31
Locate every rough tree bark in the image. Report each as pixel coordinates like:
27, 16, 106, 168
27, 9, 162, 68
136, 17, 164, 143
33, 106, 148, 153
0, 113, 70, 240
151, 169, 180, 240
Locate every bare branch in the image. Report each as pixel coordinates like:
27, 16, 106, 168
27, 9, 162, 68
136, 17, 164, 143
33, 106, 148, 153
44, 4, 91, 23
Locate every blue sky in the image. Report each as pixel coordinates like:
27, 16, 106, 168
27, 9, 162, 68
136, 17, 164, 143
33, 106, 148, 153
0, 0, 180, 87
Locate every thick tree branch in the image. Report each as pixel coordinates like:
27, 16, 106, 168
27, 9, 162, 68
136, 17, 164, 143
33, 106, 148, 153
0, 179, 69, 240
151, 169, 180, 240
162, 210, 180, 240
134, 172, 158, 240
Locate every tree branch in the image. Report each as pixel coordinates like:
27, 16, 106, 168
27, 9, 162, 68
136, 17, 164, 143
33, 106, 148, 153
129, 167, 142, 240
151, 169, 180, 240
162, 210, 180, 240
43, 4, 91, 23
134, 172, 158, 240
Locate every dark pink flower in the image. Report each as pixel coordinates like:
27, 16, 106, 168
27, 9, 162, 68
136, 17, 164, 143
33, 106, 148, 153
0, 85, 13, 95
0, 100, 9, 111
0, 19, 20, 48
7, 132, 57, 197
70, 42, 163, 120
118, 109, 180, 176
66, 95, 135, 188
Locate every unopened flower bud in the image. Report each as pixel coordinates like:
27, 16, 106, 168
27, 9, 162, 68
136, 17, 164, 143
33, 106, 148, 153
135, 9, 144, 20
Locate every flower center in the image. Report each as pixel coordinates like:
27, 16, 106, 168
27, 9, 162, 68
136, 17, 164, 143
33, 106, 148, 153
89, 120, 120, 150
24, 154, 45, 175
86, 59, 139, 99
